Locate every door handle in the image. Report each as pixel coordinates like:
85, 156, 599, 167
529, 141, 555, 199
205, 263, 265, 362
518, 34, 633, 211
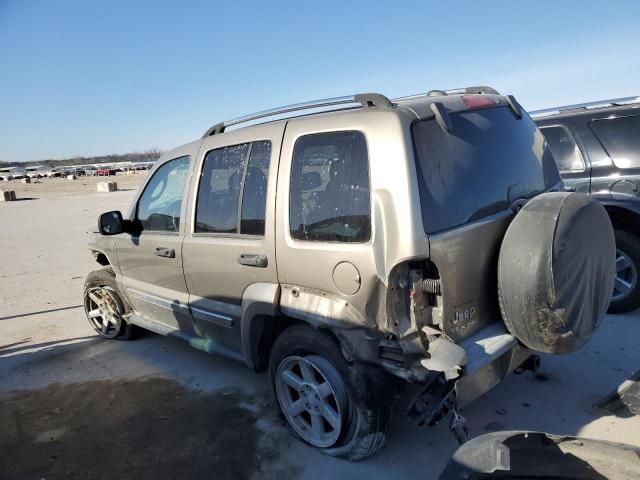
154, 247, 175, 258
563, 185, 576, 192
238, 253, 268, 268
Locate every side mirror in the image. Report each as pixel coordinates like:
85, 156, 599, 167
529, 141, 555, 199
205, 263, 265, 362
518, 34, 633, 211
99, 211, 124, 235
301, 171, 322, 191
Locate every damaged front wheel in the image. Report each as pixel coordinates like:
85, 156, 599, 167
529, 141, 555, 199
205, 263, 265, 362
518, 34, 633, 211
83, 267, 135, 340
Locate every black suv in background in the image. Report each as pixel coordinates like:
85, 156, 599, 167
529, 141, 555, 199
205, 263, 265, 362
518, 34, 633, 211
533, 97, 640, 313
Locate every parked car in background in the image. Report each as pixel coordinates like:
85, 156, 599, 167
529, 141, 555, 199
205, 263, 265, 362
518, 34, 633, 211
533, 97, 640, 313
85, 87, 615, 460
26, 165, 49, 178
0, 166, 27, 181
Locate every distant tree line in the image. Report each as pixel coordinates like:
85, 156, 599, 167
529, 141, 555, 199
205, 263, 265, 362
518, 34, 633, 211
0, 148, 162, 168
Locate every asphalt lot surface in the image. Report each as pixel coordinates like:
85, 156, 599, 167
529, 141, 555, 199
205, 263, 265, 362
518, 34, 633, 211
1, 177, 639, 479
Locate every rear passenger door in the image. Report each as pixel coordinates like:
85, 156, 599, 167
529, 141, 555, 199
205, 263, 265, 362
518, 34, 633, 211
275, 118, 373, 319
538, 123, 590, 193
181, 123, 284, 359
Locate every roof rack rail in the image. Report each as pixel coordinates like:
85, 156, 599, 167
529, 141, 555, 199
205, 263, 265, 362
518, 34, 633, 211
530, 96, 640, 118
430, 86, 500, 96
202, 93, 393, 137
394, 86, 500, 102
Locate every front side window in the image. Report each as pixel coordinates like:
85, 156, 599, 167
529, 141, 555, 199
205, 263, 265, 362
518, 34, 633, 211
539, 125, 585, 172
289, 131, 370, 242
195, 141, 271, 234
137, 156, 190, 232
590, 115, 640, 169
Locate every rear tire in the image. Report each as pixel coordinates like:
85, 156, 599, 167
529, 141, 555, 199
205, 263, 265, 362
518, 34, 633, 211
83, 266, 136, 340
268, 325, 391, 461
609, 229, 640, 314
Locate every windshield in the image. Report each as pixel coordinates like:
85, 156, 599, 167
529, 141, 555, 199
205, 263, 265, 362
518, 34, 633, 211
412, 106, 560, 233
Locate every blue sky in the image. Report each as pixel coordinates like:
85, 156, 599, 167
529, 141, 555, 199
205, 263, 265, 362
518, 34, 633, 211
1, 0, 639, 162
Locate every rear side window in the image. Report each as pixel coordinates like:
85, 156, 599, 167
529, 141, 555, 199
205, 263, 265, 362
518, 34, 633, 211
539, 125, 585, 172
195, 141, 271, 235
590, 115, 640, 168
289, 131, 370, 242
137, 156, 190, 232
241, 141, 271, 235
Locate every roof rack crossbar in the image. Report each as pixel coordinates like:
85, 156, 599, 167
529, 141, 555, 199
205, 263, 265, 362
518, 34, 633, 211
202, 93, 392, 137
530, 96, 640, 118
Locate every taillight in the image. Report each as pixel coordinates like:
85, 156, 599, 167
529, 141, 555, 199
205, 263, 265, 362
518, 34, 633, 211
462, 95, 498, 110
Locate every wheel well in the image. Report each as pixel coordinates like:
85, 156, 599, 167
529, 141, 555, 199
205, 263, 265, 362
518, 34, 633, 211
93, 252, 110, 266
604, 205, 640, 234
251, 315, 341, 373
93, 252, 111, 267
259, 318, 402, 411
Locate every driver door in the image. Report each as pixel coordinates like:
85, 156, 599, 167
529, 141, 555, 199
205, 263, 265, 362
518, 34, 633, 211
115, 155, 199, 337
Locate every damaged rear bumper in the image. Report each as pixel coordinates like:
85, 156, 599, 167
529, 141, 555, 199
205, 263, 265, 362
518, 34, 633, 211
455, 321, 531, 407
405, 322, 532, 429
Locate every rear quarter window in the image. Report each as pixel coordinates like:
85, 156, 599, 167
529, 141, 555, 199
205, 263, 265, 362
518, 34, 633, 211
590, 114, 640, 168
289, 131, 370, 242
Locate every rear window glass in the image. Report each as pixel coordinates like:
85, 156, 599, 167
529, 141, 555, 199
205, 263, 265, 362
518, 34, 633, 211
412, 106, 559, 233
590, 115, 640, 169
539, 125, 585, 172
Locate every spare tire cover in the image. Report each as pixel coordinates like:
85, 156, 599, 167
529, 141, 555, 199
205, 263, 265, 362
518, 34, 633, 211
498, 192, 615, 354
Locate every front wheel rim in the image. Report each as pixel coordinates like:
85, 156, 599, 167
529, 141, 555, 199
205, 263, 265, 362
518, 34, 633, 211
612, 249, 638, 302
84, 286, 123, 338
275, 355, 346, 448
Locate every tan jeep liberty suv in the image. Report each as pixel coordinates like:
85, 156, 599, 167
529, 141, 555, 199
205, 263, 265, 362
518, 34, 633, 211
85, 87, 616, 460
